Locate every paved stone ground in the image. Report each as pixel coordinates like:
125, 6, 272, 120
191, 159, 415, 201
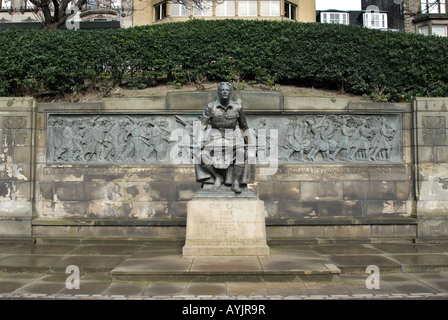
1, 242, 448, 300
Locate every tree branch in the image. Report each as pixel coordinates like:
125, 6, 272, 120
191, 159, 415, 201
39, 0, 54, 25
52, 0, 60, 22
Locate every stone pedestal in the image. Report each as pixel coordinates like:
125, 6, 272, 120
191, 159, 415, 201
182, 189, 270, 256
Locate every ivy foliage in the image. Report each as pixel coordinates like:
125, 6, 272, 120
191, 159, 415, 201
1, 19, 448, 101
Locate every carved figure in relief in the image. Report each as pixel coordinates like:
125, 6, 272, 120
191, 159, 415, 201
253, 118, 271, 160
348, 118, 373, 161
103, 119, 124, 161
47, 118, 58, 161
50, 117, 64, 161
306, 116, 336, 161
59, 119, 74, 161
370, 117, 396, 162
279, 117, 311, 161
126, 117, 143, 161
330, 117, 352, 161
174, 115, 200, 164
146, 119, 171, 162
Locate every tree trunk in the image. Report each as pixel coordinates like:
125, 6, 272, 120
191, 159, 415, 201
29, 0, 87, 29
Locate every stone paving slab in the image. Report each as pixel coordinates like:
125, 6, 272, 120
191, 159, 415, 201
1, 272, 448, 300
370, 243, 447, 254
0, 243, 448, 300
310, 244, 383, 255
0, 255, 64, 273
326, 255, 402, 273
55, 255, 128, 273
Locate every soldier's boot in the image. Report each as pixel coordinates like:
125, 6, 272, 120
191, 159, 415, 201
213, 173, 224, 190
231, 166, 245, 193
204, 165, 224, 190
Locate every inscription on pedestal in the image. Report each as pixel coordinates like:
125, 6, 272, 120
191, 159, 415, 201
215, 204, 239, 238
182, 196, 269, 256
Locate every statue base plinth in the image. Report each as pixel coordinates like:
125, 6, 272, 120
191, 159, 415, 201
182, 189, 270, 256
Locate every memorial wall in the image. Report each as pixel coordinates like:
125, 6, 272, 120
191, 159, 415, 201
1, 92, 447, 243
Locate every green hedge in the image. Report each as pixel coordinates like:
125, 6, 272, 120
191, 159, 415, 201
1, 19, 448, 101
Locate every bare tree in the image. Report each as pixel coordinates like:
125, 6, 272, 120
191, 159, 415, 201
28, 0, 85, 29
29, 0, 132, 29
28, 0, 223, 29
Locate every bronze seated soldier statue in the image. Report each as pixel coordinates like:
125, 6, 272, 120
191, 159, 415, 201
193, 82, 253, 193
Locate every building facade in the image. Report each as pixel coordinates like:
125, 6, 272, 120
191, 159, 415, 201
404, 0, 447, 36
364, 0, 448, 35
362, 0, 404, 31
0, 0, 132, 29
133, 0, 316, 26
316, 0, 389, 31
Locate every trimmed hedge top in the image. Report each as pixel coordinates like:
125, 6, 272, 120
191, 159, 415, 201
1, 19, 448, 101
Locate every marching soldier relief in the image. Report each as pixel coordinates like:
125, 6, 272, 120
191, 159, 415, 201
46, 113, 402, 165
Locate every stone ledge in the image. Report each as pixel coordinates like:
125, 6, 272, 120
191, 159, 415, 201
31, 217, 417, 227
266, 217, 417, 226
32, 218, 187, 226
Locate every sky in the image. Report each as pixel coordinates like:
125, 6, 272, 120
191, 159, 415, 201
315, 0, 362, 11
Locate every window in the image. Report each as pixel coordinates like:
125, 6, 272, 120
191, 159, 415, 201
419, 24, 447, 36
419, 25, 429, 35
421, 0, 446, 14
216, 0, 236, 17
320, 12, 349, 25
193, 0, 212, 16
86, 0, 97, 9
238, 0, 257, 16
23, 0, 36, 9
284, 1, 296, 20
154, 1, 167, 21
260, 0, 280, 17
0, 0, 11, 9
171, 1, 190, 16
364, 12, 388, 29
432, 25, 447, 36
111, 0, 121, 9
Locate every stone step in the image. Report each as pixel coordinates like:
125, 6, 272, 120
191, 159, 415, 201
110, 255, 341, 283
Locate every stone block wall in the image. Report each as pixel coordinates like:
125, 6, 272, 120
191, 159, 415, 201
0, 98, 36, 240
413, 98, 448, 239
3, 92, 446, 243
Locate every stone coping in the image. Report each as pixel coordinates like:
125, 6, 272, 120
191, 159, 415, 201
32, 92, 412, 114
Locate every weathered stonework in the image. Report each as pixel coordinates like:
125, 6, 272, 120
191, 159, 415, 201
182, 190, 269, 256
3, 93, 446, 243
0, 98, 35, 240
414, 98, 448, 240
